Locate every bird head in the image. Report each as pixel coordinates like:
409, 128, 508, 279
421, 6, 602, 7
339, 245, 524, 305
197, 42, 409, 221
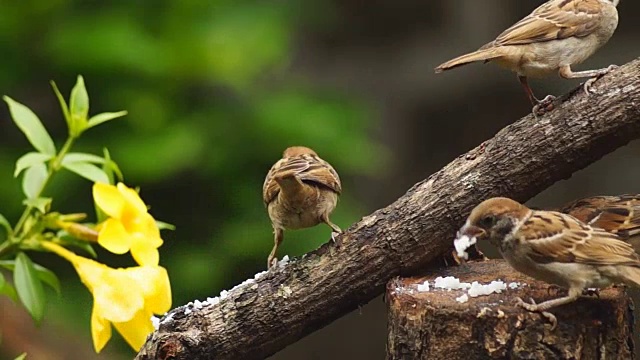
457, 197, 530, 248
283, 146, 317, 158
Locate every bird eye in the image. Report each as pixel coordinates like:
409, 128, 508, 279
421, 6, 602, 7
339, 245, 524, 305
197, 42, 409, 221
479, 215, 496, 228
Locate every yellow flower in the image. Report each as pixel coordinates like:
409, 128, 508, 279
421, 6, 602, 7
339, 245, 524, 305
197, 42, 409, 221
43, 242, 172, 352
93, 182, 163, 266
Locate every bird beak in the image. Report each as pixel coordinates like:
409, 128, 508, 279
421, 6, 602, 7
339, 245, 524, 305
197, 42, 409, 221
453, 222, 487, 262
457, 224, 486, 239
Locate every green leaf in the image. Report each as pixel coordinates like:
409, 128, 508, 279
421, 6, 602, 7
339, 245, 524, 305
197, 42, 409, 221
0, 253, 60, 295
51, 80, 70, 124
22, 163, 48, 199
106, 159, 123, 182
74, 242, 97, 259
69, 75, 89, 136
0, 273, 18, 303
101, 148, 123, 184
22, 198, 52, 214
2, 283, 19, 303
101, 148, 115, 185
14, 253, 46, 324
32, 264, 60, 295
0, 214, 11, 236
15, 152, 53, 177
156, 220, 176, 231
0, 260, 60, 294
57, 234, 98, 258
13, 353, 27, 360
70, 76, 89, 119
62, 162, 109, 183
87, 111, 127, 129
3, 97, 57, 156
62, 152, 105, 165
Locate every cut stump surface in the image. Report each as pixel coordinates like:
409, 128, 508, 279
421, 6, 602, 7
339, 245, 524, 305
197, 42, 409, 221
386, 260, 634, 359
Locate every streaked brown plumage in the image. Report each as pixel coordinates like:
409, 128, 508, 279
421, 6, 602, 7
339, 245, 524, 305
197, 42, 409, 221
435, 0, 620, 114
263, 146, 342, 268
560, 194, 640, 252
455, 193, 640, 262
456, 197, 640, 329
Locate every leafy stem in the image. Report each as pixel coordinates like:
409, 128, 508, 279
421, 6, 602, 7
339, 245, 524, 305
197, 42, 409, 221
0, 240, 13, 259
11, 136, 76, 243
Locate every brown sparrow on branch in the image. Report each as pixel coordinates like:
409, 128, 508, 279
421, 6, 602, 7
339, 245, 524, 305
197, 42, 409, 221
435, 0, 620, 115
263, 146, 342, 269
456, 197, 640, 329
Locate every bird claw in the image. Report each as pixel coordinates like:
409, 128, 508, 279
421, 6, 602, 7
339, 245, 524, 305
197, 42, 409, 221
583, 65, 618, 94
331, 230, 343, 247
583, 78, 597, 94
267, 256, 278, 269
540, 311, 558, 331
532, 95, 556, 117
515, 297, 557, 330
515, 297, 538, 311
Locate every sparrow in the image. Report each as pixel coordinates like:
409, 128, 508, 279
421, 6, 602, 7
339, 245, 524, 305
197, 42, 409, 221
456, 197, 640, 329
453, 194, 640, 264
435, 0, 620, 115
559, 194, 640, 252
263, 146, 342, 269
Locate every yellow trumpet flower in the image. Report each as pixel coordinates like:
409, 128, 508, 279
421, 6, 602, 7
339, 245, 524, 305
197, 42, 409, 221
43, 242, 171, 352
92, 182, 163, 266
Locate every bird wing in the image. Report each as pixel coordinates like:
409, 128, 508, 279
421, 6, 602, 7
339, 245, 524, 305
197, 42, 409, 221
263, 158, 286, 205
520, 211, 640, 266
560, 195, 640, 240
491, 0, 604, 47
262, 154, 341, 205
295, 154, 342, 194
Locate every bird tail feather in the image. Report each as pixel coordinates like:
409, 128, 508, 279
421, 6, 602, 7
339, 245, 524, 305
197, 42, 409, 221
435, 47, 504, 73
274, 171, 303, 193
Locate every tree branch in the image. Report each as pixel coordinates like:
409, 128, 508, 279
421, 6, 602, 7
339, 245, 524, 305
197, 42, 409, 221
137, 57, 640, 360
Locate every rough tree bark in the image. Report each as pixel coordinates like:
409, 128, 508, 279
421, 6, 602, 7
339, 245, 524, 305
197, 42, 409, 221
386, 260, 634, 360
137, 58, 640, 360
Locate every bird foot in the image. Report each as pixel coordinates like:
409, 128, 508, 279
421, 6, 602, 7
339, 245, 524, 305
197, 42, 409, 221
331, 230, 343, 247
515, 297, 557, 330
583, 65, 618, 94
267, 255, 278, 270
532, 95, 557, 117
515, 297, 539, 311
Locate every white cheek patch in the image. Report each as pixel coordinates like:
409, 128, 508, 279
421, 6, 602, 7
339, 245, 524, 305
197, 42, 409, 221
454, 234, 477, 260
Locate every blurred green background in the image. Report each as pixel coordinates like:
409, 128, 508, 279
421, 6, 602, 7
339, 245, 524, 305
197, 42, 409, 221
1, 1, 640, 359
0, 1, 386, 358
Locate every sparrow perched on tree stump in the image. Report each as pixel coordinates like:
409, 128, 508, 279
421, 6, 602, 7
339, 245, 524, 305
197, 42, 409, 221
456, 197, 640, 329
263, 146, 342, 269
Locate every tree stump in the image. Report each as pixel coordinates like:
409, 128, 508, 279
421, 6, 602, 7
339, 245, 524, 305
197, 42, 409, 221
386, 260, 635, 359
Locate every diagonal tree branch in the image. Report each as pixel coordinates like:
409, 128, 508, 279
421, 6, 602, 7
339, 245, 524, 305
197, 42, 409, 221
137, 58, 640, 360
